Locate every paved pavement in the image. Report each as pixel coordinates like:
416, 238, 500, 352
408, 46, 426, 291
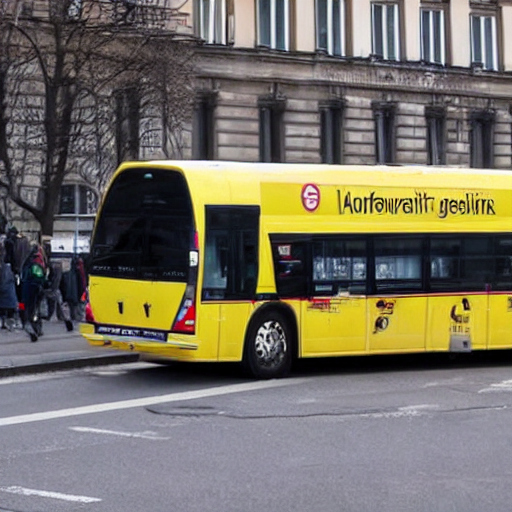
0, 318, 139, 377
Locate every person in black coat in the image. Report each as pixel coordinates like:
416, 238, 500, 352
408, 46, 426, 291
4, 227, 19, 274
46, 260, 73, 332
0, 244, 18, 331
20, 243, 48, 342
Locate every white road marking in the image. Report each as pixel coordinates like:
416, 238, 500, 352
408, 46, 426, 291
0, 363, 155, 385
69, 426, 170, 440
85, 362, 156, 376
422, 378, 464, 389
358, 404, 438, 420
479, 379, 512, 393
0, 378, 304, 427
0, 486, 101, 503
0, 373, 69, 385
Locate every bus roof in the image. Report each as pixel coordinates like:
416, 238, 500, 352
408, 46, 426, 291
113, 161, 512, 233
117, 160, 512, 186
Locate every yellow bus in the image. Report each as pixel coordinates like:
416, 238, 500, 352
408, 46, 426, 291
80, 161, 512, 378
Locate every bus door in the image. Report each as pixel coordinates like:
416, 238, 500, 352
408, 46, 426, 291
201, 206, 260, 361
427, 236, 491, 351
300, 237, 367, 356
488, 236, 512, 349
368, 238, 427, 352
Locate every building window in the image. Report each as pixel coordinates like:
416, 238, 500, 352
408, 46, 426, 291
320, 99, 344, 164
470, 110, 495, 169
193, 91, 217, 160
112, 0, 138, 24
470, 14, 498, 71
67, 0, 82, 19
425, 106, 446, 165
420, 7, 445, 65
259, 95, 286, 162
115, 86, 140, 165
371, 2, 400, 61
257, 0, 290, 51
195, 0, 227, 44
59, 185, 98, 215
316, 0, 345, 56
372, 101, 396, 164
19, 2, 34, 17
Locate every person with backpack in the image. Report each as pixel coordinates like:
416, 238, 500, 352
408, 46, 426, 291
21, 242, 48, 342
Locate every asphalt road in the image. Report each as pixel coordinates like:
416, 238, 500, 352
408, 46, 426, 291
2, 353, 512, 512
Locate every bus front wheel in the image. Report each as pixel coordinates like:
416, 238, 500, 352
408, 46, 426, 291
244, 311, 292, 379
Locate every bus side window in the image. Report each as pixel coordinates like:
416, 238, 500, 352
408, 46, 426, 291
430, 236, 493, 292
312, 238, 367, 296
271, 242, 307, 298
494, 236, 512, 290
204, 231, 229, 290
203, 206, 260, 301
462, 237, 493, 290
430, 237, 460, 286
242, 238, 257, 293
374, 237, 422, 292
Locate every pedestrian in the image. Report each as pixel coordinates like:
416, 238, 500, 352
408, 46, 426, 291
62, 255, 87, 321
4, 226, 23, 275
0, 244, 18, 331
4, 227, 30, 322
46, 259, 73, 332
3, 227, 15, 266
20, 242, 48, 342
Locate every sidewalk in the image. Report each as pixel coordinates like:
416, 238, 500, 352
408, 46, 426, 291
0, 318, 139, 377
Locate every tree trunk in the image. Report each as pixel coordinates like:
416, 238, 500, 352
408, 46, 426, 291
39, 210, 55, 238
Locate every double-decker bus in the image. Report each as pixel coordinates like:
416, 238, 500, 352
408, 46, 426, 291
80, 161, 512, 378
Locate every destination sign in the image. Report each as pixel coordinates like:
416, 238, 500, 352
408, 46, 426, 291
337, 190, 496, 218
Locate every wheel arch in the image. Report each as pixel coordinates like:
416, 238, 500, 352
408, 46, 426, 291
244, 301, 299, 361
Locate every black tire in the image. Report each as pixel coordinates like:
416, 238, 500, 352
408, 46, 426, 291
243, 310, 293, 379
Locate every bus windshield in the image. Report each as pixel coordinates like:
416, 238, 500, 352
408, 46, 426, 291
90, 168, 194, 282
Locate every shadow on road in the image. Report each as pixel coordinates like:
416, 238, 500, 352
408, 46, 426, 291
120, 350, 512, 384
292, 350, 512, 377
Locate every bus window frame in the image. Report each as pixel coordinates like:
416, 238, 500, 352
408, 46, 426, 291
202, 205, 260, 302
373, 235, 425, 294
310, 235, 368, 297
269, 232, 512, 298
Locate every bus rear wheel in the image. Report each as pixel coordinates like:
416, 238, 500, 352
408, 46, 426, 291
244, 311, 292, 379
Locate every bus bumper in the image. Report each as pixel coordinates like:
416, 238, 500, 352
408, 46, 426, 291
79, 322, 199, 355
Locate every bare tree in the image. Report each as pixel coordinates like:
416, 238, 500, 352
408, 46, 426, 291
141, 39, 195, 159
0, 0, 196, 237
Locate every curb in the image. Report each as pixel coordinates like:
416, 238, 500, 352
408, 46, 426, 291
0, 352, 140, 377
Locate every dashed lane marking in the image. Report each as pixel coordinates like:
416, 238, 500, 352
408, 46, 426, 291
479, 379, 512, 393
69, 426, 171, 439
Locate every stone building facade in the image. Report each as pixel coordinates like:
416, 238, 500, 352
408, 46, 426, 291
192, 0, 512, 170
3, 0, 512, 243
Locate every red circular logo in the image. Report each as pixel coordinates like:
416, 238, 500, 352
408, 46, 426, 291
301, 183, 320, 212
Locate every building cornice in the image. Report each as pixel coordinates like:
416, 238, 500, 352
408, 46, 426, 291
194, 46, 512, 100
